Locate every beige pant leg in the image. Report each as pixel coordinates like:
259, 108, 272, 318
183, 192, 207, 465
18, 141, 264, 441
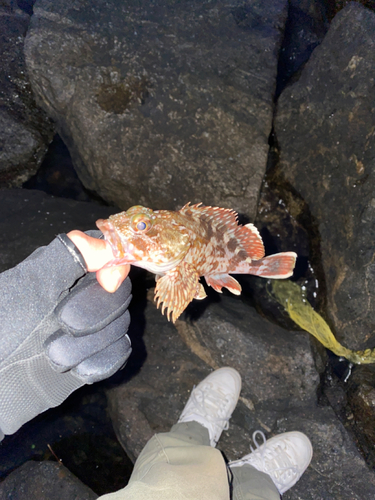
99, 421, 230, 500
230, 463, 280, 500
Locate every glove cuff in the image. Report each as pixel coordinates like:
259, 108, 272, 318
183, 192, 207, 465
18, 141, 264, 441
57, 233, 87, 272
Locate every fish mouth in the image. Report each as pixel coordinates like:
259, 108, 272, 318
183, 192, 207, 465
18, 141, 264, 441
96, 219, 127, 260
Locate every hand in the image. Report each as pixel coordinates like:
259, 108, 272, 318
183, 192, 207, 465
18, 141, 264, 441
0, 231, 132, 440
67, 230, 130, 292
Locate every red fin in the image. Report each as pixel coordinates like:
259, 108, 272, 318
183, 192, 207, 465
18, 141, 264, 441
205, 274, 242, 295
195, 283, 207, 300
248, 252, 297, 278
154, 262, 199, 322
180, 203, 264, 261
180, 203, 239, 228
237, 223, 265, 260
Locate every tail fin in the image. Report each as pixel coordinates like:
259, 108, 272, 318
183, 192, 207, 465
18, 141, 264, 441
249, 252, 297, 279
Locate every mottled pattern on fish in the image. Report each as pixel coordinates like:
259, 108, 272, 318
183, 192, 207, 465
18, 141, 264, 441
96, 203, 297, 322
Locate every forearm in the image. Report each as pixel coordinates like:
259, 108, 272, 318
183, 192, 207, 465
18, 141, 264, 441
0, 231, 132, 440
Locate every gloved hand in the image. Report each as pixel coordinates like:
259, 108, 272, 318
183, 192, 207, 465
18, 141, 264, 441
0, 231, 132, 441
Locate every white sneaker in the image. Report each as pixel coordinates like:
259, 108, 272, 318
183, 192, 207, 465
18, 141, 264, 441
230, 430, 313, 494
178, 367, 242, 447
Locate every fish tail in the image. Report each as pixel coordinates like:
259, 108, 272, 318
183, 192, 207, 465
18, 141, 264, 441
249, 252, 297, 279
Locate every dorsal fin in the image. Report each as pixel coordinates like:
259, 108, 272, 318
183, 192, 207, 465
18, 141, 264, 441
236, 223, 265, 261
180, 202, 239, 229
180, 203, 264, 261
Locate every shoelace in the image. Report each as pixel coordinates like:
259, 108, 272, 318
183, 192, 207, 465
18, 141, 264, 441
249, 431, 301, 489
186, 384, 232, 430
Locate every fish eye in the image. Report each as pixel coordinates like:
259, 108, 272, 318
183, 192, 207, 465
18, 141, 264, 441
131, 214, 151, 233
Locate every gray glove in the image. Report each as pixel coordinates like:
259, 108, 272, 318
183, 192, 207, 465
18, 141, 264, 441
0, 232, 132, 440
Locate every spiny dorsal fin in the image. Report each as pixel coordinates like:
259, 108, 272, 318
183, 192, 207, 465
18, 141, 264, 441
180, 202, 239, 229
236, 223, 265, 261
180, 203, 264, 261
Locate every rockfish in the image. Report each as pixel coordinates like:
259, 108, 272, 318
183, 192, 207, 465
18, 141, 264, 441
96, 203, 297, 322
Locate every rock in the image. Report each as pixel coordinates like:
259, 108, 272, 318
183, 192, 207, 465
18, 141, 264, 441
23, 134, 103, 203
237, 166, 321, 333
275, 2, 375, 351
276, 0, 328, 96
107, 292, 375, 499
25, 0, 288, 217
345, 365, 375, 468
0, 4, 54, 187
0, 184, 374, 497
0, 460, 98, 500
0, 188, 117, 272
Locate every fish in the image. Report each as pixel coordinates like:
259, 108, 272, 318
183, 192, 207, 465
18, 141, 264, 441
96, 203, 297, 322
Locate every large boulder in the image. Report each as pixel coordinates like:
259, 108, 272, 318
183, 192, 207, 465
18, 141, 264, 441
107, 291, 375, 500
0, 3, 54, 187
24, 0, 288, 217
0, 188, 116, 272
0, 461, 97, 500
1, 189, 375, 498
275, 2, 375, 351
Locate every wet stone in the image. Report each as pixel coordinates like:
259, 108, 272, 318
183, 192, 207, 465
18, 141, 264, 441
0, 3, 54, 187
25, 0, 288, 217
107, 292, 375, 499
0, 461, 98, 500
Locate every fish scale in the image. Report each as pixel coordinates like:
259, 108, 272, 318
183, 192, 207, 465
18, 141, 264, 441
96, 202, 297, 322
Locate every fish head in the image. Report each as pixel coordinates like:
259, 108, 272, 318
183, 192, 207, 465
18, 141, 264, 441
96, 205, 191, 274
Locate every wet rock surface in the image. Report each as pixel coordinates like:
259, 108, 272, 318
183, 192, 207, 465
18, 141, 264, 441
273, 0, 375, 478
0, 460, 98, 500
107, 290, 375, 500
24, 0, 287, 217
0, 188, 116, 273
322, 359, 375, 470
275, 2, 375, 352
1, 1, 375, 499
0, 2, 54, 187
276, 0, 328, 97
0, 189, 374, 498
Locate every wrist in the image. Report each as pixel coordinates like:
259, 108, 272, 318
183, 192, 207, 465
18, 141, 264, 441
66, 230, 114, 272
57, 233, 87, 272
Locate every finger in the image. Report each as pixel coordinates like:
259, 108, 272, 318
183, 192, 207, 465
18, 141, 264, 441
96, 265, 130, 293
67, 230, 115, 271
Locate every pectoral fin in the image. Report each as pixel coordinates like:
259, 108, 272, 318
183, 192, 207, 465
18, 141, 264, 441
205, 274, 242, 295
154, 262, 200, 322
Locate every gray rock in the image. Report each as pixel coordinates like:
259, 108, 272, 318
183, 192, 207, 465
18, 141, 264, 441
276, 0, 329, 96
24, 0, 287, 217
275, 2, 375, 350
0, 188, 116, 272
337, 363, 375, 469
107, 293, 375, 499
0, 460, 97, 500
1, 188, 374, 497
0, 5, 54, 187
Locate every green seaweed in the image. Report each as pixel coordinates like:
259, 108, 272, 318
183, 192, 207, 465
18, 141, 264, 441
272, 280, 375, 364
